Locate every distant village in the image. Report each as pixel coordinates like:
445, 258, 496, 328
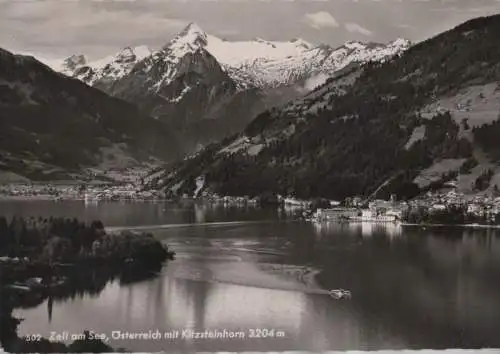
0, 183, 161, 201
3, 182, 500, 225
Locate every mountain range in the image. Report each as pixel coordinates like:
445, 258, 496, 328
51, 23, 410, 153
56, 23, 410, 90
0, 48, 181, 182
1, 22, 409, 182
146, 15, 500, 200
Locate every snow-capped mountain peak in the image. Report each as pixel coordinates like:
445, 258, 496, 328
53, 22, 411, 92
56, 45, 152, 87
388, 38, 412, 48
204, 36, 411, 88
289, 38, 314, 50
115, 47, 136, 62
164, 22, 208, 54
61, 54, 87, 74
343, 41, 366, 50
89, 45, 152, 70
130, 45, 152, 59
180, 22, 207, 39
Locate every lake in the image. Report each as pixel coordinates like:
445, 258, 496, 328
2, 200, 500, 352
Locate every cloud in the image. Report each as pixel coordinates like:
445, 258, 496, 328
344, 22, 373, 36
0, 1, 188, 59
303, 11, 339, 30
394, 23, 413, 29
3, 0, 500, 63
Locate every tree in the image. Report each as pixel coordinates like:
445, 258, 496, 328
42, 236, 72, 263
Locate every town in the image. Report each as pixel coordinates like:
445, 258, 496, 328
293, 190, 500, 226
0, 183, 162, 201
3, 181, 500, 226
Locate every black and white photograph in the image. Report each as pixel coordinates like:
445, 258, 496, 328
1, 0, 500, 352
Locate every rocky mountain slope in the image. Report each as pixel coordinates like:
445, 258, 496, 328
54, 23, 410, 154
59, 23, 410, 91
57, 46, 152, 91
103, 24, 264, 152
147, 14, 500, 200
208, 37, 410, 89
0, 48, 181, 181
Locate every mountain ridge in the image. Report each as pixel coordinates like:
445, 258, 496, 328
0, 47, 181, 181
145, 14, 500, 200
53, 23, 411, 90
45, 23, 409, 156
57, 45, 152, 91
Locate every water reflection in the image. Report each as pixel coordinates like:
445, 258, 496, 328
12, 263, 163, 324
194, 203, 207, 223
0, 200, 278, 228
361, 222, 374, 237
7, 202, 500, 351
313, 221, 402, 240
319, 226, 500, 348
47, 296, 53, 323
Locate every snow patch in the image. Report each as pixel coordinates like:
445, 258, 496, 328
55, 45, 152, 85
168, 85, 192, 103
54, 22, 409, 91
405, 125, 426, 150
206, 35, 313, 67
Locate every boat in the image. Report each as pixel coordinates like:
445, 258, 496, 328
329, 289, 351, 299
5, 283, 32, 293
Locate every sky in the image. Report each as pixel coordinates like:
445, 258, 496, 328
1, 0, 500, 63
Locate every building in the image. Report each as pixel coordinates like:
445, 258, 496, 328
430, 204, 446, 212
350, 209, 398, 222
314, 208, 360, 221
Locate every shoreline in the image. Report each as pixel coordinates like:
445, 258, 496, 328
401, 222, 500, 229
0, 195, 69, 201
0, 195, 172, 202
310, 219, 500, 229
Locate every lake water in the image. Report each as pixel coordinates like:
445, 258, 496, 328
2, 200, 500, 352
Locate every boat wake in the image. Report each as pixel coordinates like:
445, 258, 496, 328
167, 261, 333, 296
105, 220, 269, 233
172, 253, 244, 262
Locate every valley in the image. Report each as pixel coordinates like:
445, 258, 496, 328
145, 15, 500, 203
45, 23, 410, 162
3, 6, 500, 353
3, 15, 500, 204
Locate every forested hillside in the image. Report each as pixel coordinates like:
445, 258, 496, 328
0, 48, 181, 180
148, 15, 500, 200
